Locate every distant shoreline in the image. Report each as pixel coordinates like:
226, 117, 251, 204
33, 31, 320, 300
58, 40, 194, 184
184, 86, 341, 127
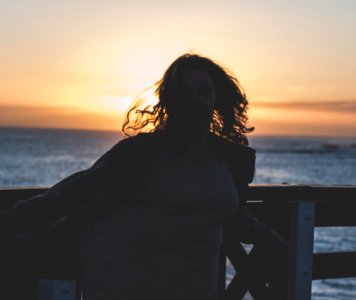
0, 125, 123, 135
0, 125, 355, 140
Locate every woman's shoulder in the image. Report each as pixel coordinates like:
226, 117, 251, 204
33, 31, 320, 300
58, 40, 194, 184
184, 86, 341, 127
211, 134, 256, 184
85, 131, 164, 175
210, 134, 255, 157
119, 131, 164, 145
108, 131, 164, 155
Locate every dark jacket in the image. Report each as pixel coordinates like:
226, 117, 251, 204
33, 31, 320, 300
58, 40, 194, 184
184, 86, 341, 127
0, 130, 282, 247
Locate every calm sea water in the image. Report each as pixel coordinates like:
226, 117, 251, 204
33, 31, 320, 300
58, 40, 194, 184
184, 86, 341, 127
0, 127, 355, 299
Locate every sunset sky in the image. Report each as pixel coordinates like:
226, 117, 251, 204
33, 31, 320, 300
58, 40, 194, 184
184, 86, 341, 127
1, 0, 355, 136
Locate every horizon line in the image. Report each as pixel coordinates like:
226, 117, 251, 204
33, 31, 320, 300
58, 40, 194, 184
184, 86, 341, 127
1, 125, 355, 139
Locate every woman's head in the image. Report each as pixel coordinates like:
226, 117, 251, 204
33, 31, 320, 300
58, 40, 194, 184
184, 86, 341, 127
161, 66, 217, 136
122, 53, 254, 145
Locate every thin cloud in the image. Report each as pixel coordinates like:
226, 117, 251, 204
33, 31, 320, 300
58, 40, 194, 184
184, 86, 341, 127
253, 101, 356, 112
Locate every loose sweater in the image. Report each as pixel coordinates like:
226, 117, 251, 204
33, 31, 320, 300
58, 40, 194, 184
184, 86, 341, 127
80, 143, 240, 299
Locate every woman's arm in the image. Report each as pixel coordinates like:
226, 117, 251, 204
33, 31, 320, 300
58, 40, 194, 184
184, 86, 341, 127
223, 142, 288, 248
0, 135, 140, 239
224, 203, 288, 248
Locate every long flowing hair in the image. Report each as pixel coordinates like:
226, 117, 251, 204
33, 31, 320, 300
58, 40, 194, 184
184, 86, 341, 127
122, 53, 254, 145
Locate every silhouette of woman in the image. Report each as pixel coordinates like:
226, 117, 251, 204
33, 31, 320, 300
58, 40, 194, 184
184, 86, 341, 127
0, 53, 287, 299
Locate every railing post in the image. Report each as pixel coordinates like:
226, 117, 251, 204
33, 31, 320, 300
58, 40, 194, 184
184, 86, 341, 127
218, 248, 226, 299
287, 201, 315, 300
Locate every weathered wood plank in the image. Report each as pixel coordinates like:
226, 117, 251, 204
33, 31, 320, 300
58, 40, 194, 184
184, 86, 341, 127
246, 185, 356, 202
247, 201, 356, 227
314, 202, 356, 226
313, 252, 356, 279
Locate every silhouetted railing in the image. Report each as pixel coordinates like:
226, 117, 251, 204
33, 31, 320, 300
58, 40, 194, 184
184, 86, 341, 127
1, 185, 356, 300
219, 185, 356, 300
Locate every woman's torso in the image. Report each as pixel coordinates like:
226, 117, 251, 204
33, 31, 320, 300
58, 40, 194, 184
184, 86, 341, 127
79, 137, 240, 299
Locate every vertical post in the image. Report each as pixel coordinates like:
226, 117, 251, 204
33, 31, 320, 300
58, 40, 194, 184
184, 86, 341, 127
37, 279, 77, 300
218, 247, 226, 299
287, 201, 315, 300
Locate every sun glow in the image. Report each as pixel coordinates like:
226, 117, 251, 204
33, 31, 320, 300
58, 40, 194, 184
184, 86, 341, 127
89, 95, 134, 114
1, 1, 355, 136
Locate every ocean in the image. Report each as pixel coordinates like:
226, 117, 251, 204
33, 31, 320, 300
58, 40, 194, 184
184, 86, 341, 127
0, 127, 355, 299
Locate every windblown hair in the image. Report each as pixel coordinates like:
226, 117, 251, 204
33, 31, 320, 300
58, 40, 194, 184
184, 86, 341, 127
122, 53, 254, 145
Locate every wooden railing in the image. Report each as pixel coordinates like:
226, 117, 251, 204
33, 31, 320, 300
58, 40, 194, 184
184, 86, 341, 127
220, 185, 356, 300
1, 185, 356, 300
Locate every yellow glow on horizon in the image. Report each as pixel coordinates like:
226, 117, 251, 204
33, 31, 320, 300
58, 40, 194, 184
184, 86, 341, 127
249, 105, 356, 137
83, 95, 134, 114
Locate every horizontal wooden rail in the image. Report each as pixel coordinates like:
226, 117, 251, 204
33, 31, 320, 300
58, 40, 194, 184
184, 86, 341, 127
2, 184, 356, 203
313, 252, 356, 280
246, 184, 356, 203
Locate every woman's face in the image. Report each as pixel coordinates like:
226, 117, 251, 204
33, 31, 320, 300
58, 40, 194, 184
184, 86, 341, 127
170, 68, 216, 134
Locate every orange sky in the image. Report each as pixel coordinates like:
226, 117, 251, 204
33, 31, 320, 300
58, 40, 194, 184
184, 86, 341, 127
1, 1, 355, 136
